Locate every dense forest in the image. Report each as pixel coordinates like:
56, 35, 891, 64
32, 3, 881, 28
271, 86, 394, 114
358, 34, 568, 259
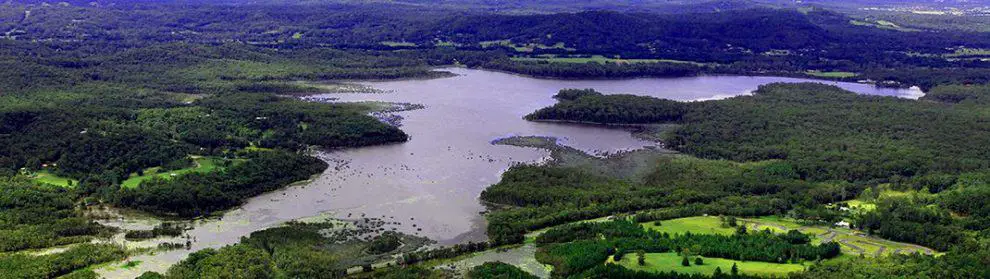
667, 83, 990, 182
3, 1, 990, 84
526, 89, 686, 124
2, 0, 990, 278
526, 84, 990, 183
0, 3, 432, 276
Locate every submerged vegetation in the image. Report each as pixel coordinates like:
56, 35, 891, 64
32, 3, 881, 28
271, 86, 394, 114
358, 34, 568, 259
0, 177, 111, 252
138, 220, 433, 278
0, 243, 127, 279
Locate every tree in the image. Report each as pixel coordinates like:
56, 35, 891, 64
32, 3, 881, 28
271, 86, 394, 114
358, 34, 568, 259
735, 225, 747, 235
714, 266, 723, 276
731, 262, 739, 275
136, 272, 165, 279
637, 250, 646, 266
468, 262, 538, 279
695, 256, 704, 265
681, 256, 691, 267
369, 232, 402, 254
784, 230, 811, 244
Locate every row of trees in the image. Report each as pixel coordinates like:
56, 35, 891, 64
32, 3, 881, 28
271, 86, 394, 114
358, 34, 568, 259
581, 264, 766, 279
466, 262, 539, 279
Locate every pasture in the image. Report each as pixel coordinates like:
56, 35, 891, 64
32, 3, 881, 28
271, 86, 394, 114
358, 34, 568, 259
639, 216, 936, 257
612, 252, 805, 277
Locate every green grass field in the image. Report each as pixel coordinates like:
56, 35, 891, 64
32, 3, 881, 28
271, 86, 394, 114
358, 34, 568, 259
612, 252, 804, 277
849, 20, 920, 32
176, 59, 315, 81
524, 215, 614, 244
380, 41, 417, 47
641, 216, 735, 236
30, 171, 78, 188
244, 145, 274, 152
511, 55, 704, 66
844, 199, 877, 212
434, 40, 461, 47
120, 157, 221, 189
639, 216, 936, 257
805, 71, 858, 78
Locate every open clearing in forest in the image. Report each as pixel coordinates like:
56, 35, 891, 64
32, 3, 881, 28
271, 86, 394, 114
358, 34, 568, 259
849, 19, 920, 32
380, 41, 418, 47
120, 157, 222, 189
805, 70, 858, 78
480, 40, 576, 52
640, 215, 735, 236
611, 252, 804, 277
640, 216, 935, 257
30, 171, 78, 188
844, 199, 877, 212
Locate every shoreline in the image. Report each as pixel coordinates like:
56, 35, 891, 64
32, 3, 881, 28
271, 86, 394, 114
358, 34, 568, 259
462, 65, 918, 90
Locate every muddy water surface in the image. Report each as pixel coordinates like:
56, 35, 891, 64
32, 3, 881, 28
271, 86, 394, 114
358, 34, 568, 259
97, 68, 922, 278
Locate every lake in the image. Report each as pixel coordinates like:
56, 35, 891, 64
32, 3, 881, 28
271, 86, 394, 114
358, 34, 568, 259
97, 68, 922, 277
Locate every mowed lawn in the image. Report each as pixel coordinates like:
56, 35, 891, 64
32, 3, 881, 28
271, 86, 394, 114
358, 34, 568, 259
120, 157, 221, 189
613, 252, 804, 277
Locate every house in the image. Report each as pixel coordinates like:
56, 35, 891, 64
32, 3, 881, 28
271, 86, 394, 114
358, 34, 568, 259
834, 221, 850, 228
